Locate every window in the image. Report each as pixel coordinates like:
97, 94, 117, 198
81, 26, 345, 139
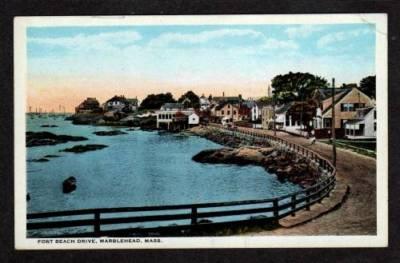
341, 103, 355, 112
374, 110, 376, 119
341, 103, 366, 112
374, 122, 377, 131
323, 118, 332, 128
233, 110, 237, 115
228, 104, 231, 108
340, 119, 348, 128
355, 103, 365, 109
221, 110, 224, 115
227, 110, 230, 115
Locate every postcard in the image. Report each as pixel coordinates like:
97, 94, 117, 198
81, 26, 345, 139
14, 14, 388, 249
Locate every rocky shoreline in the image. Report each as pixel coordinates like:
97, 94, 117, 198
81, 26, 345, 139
190, 126, 320, 188
26, 131, 88, 147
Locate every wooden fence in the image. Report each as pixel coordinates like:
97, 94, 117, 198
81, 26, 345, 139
27, 124, 336, 237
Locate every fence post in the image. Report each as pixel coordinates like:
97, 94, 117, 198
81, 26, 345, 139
191, 207, 198, 225
273, 199, 279, 219
94, 211, 101, 236
306, 190, 311, 211
317, 183, 323, 203
291, 195, 296, 216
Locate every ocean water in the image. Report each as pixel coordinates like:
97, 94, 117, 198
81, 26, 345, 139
26, 116, 300, 234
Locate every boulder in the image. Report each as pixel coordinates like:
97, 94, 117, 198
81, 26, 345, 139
93, 130, 127, 136
60, 144, 108, 154
44, 154, 60, 158
26, 131, 88, 147
63, 176, 76, 193
40, 124, 58, 128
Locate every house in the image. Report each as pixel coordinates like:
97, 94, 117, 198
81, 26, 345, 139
211, 93, 243, 105
160, 103, 184, 111
156, 103, 194, 131
212, 102, 250, 123
126, 98, 139, 112
312, 87, 375, 138
261, 105, 274, 129
199, 95, 211, 111
246, 100, 270, 123
75, 97, 103, 114
260, 101, 317, 136
344, 106, 376, 139
188, 112, 200, 126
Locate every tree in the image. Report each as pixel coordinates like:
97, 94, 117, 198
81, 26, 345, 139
139, 92, 176, 110
178, 90, 200, 109
257, 96, 273, 104
271, 72, 329, 104
359, 75, 376, 99
340, 83, 358, 89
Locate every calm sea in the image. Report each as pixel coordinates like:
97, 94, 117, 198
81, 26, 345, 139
26, 116, 300, 235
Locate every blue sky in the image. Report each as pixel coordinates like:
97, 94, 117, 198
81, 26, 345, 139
26, 23, 376, 111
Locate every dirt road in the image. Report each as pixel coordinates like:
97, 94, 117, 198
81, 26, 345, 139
249, 130, 377, 235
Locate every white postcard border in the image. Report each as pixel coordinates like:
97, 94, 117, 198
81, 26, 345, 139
14, 14, 388, 249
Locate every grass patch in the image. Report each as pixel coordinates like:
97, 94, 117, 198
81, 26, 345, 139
320, 139, 376, 158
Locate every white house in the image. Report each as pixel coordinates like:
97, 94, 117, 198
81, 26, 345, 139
104, 95, 138, 112
199, 96, 211, 111
344, 106, 376, 139
188, 112, 200, 126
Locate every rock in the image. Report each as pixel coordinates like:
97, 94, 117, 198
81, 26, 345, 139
139, 116, 156, 130
70, 113, 104, 125
40, 124, 58, 128
93, 130, 127, 136
28, 158, 50, 162
44, 154, 60, 158
26, 131, 88, 147
63, 176, 76, 193
259, 147, 275, 156
60, 144, 108, 153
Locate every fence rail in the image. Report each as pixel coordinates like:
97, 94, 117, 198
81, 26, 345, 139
27, 124, 336, 237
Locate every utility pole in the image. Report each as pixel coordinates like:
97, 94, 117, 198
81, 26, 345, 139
331, 78, 336, 167
273, 93, 276, 136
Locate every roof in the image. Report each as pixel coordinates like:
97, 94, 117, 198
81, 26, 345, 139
313, 88, 351, 101
256, 100, 272, 108
275, 102, 294, 114
212, 96, 242, 104
321, 89, 353, 115
355, 107, 374, 119
214, 101, 240, 110
106, 95, 128, 104
126, 98, 138, 105
161, 103, 183, 110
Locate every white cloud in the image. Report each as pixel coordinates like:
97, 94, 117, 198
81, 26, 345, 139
285, 25, 323, 39
261, 38, 299, 50
317, 28, 373, 48
29, 31, 142, 51
148, 29, 263, 47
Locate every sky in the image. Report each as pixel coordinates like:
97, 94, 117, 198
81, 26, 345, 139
26, 23, 376, 112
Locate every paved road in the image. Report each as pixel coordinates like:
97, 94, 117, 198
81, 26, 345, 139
250, 130, 377, 235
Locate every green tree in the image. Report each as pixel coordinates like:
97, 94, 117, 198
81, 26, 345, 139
271, 72, 328, 104
340, 83, 358, 89
178, 90, 200, 108
359, 75, 376, 98
139, 92, 176, 110
257, 96, 273, 104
